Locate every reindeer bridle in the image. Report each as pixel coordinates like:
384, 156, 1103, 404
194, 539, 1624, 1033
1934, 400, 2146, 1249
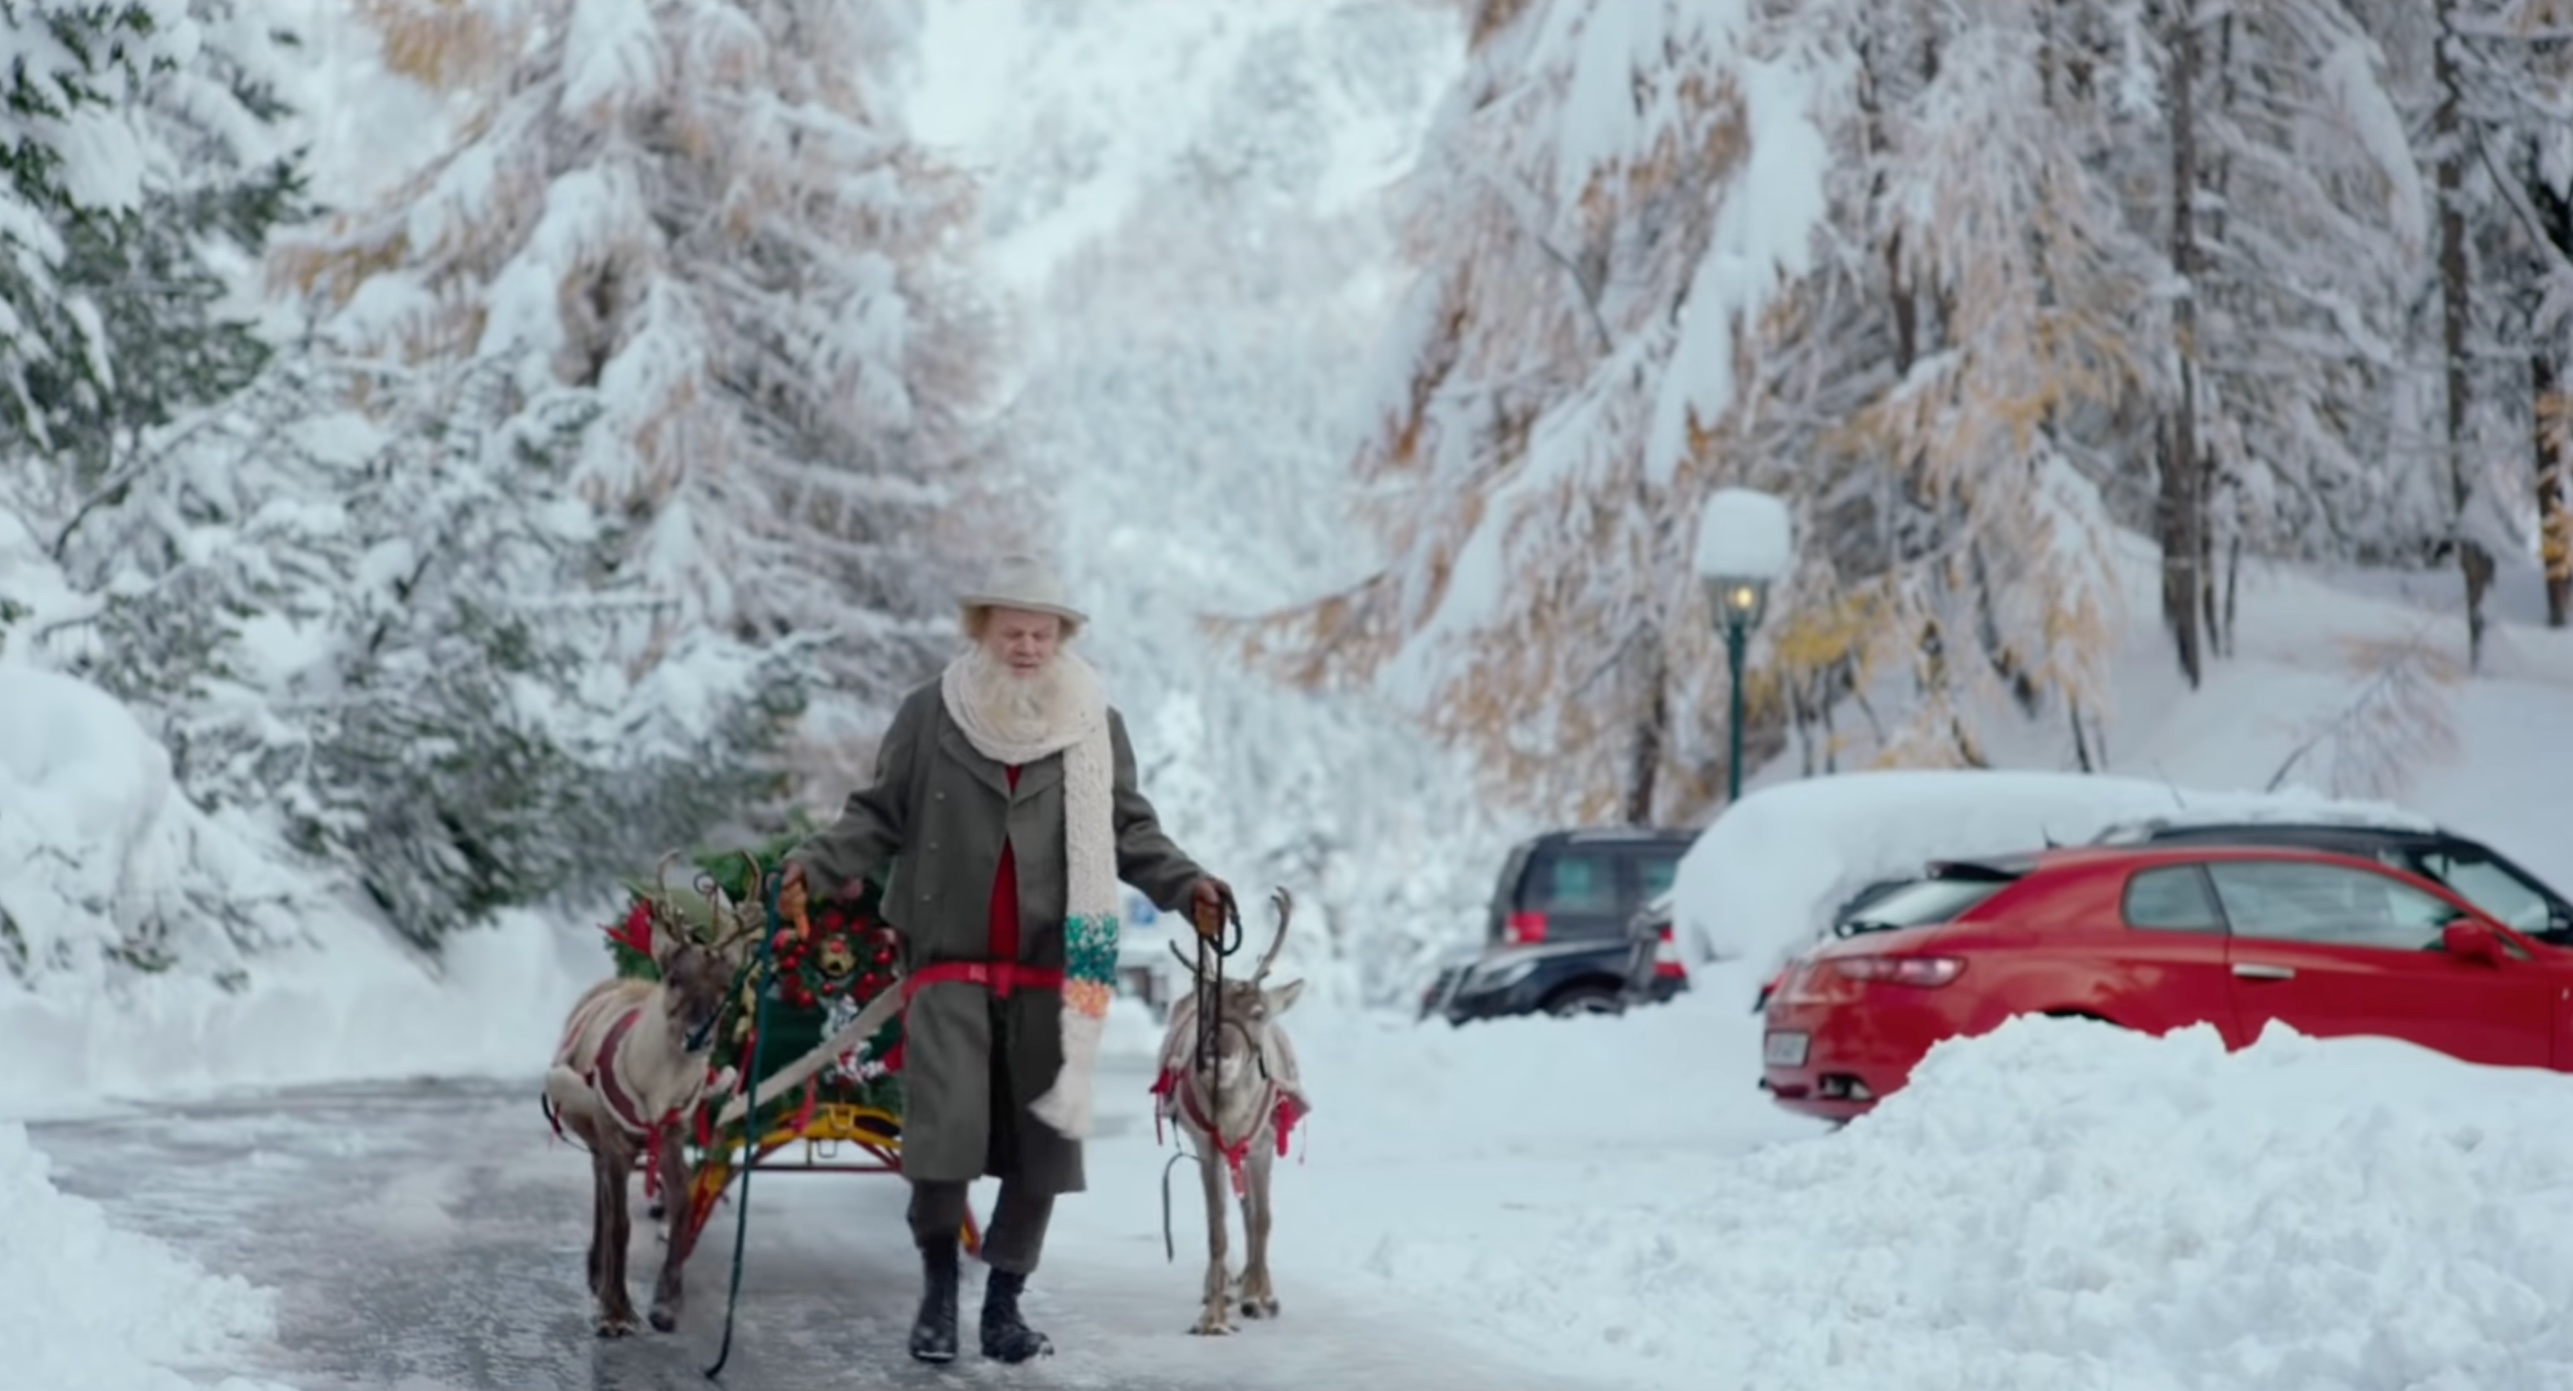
1168, 887, 1292, 1136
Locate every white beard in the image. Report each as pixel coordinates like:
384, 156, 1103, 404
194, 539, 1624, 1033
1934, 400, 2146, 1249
954, 646, 1081, 748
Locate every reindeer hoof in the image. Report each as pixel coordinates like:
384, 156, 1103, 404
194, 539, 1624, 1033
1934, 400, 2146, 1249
648, 1305, 678, 1333
1241, 1296, 1279, 1320
596, 1312, 640, 1339
1190, 1312, 1235, 1337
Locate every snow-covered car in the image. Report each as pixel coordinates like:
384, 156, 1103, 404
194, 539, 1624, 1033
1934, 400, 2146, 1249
1762, 842, 2573, 1122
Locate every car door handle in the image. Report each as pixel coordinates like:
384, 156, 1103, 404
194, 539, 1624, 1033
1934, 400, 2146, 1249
2232, 962, 2296, 980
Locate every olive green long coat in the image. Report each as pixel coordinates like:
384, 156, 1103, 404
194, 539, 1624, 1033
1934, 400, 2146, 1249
783, 676, 1207, 1196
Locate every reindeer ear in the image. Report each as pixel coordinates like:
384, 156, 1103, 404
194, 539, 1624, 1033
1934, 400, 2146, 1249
1262, 978, 1305, 1016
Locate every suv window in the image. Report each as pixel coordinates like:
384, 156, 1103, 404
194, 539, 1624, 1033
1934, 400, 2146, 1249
1632, 850, 1682, 902
2206, 860, 2462, 952
2124, 865, 2225, 933
1525, 849, 1619, 914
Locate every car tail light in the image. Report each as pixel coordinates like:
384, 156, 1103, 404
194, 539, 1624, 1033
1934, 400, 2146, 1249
1829, 955, 1965, 987
1506, 911, 1548, 944
1652, 923, 1687, 980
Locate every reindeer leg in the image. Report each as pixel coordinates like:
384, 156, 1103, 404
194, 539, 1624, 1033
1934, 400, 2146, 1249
585, 1129, 610, 1301
649, 1121, 692, 1332
594, 1138, 642, 1337
1239, 1143, 1279, 1319
1190, 1128, 1235, 1336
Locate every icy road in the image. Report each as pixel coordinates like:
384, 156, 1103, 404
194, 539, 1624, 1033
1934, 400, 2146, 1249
32, 1061, 1616, 1391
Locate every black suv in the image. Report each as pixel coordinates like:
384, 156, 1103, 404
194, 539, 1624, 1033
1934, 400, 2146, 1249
1420, 827, 1696, 1025
2089, 817, 2573, 942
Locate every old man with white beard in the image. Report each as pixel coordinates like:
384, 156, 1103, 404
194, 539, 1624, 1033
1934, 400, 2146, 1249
780, 555, 1231, 1364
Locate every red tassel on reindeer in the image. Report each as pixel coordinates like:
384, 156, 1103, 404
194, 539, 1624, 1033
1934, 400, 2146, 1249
605, 900, 655, 961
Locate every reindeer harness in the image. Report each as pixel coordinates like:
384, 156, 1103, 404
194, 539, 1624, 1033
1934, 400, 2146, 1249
1153, 888, 1310, 1254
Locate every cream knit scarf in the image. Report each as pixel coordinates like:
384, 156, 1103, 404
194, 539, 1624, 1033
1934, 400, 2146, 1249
939, 649, 1120, 1139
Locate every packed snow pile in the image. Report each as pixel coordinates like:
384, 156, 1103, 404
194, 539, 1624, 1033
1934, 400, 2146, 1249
0, 1122, 298, 1391
1673, 769, 2431, 970
1364, 1015, 2573, 1389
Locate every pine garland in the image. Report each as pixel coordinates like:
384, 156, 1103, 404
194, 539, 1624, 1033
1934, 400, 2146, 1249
594, 825, 908, 1130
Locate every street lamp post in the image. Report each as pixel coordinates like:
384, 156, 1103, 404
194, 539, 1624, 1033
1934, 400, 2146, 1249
1693, 488, 1794, 805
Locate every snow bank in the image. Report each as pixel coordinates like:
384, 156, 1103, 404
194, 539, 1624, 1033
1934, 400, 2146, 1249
1066, 968, 1829, 1299
1369, 1015, 2573, 1389
1673, 769, 2427, 971
0, 665, 601, 1122
0, 665, 328, 989
0, 1122, 297, 1391
0, 905, 599, 1120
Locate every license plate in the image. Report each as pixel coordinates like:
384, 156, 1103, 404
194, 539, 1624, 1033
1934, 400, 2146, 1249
1763, 1031, 1809, 1067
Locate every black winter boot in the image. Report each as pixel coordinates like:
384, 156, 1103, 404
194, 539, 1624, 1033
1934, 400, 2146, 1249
909, 1242, 960, 1364
979, 1269, 1053, 1363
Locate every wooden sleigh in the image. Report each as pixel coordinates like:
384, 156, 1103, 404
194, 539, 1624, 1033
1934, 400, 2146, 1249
598, 843, 984, 1258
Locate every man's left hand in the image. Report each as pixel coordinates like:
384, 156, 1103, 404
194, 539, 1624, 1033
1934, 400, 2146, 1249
1188, 876, 1236, 938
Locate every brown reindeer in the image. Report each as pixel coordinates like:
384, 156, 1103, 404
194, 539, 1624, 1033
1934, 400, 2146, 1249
1154, 887, 1310, 1336
544, 857, 750, 1337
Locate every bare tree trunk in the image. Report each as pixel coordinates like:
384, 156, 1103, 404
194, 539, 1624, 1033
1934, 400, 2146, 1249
2200, 509, 2222, 658
2435, 0, 2492, 669
2160, 0, 2207, 689
2541, 352, 2571, 627
2531, 166, 2573, 628
1820, 661, 1841, 774
1625, 645, 1666, 825
2224, 532, 2242, 649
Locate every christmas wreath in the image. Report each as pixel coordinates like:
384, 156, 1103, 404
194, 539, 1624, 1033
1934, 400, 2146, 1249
596, 825, 908, 1122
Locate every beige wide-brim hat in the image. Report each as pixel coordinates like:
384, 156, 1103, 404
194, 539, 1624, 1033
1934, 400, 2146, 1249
959, 554, 1089, 625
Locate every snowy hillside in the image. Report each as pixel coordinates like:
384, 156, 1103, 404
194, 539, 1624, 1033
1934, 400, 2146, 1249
1759, 530, 2573, 899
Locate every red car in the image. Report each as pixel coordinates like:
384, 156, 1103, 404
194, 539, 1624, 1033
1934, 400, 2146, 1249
1760, 844, 2570, 1122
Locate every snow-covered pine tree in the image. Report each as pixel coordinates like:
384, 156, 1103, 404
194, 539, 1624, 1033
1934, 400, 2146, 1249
1785, 0, 2149, 763
1227, 0, 1836, 824
2414, 0, 2573, 629
3, 1, 815, 946
2318, 0, 2569, 662
56, 342, 806, 944
1, 0, 298, 497
273, 0, 1001, 792
2147, 3, 2447, 655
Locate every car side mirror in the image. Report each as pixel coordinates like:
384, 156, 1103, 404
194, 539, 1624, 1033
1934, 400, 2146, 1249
2443, 919, 2505, 965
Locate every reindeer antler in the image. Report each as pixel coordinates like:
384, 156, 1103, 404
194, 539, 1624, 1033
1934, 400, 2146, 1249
714, 850, 766, 950
1249, 886, 1293, 984
655, 849, 683, 905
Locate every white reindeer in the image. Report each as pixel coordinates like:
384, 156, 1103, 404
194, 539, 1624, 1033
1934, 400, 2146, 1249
1156, 887, 1309, 1336
544, 855, 749, 1337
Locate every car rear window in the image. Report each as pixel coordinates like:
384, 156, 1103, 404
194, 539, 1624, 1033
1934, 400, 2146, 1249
2123, 864, 2225, 932
1834, 876, 2008, 935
